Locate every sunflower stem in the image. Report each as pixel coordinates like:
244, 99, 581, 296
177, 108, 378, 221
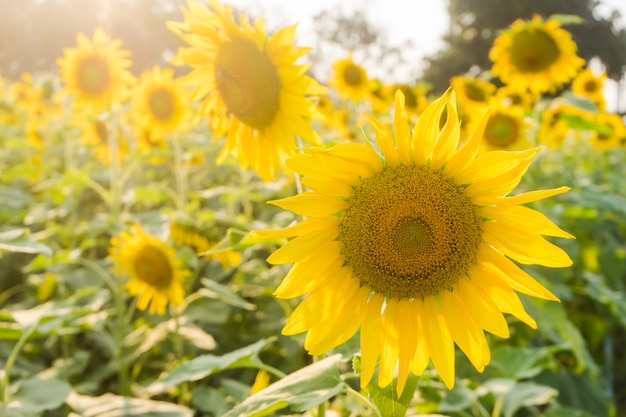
107, 106, 123, 227
344, 384, 382, 417
171, 305, 189, 405
171, 132, 188, 215
0, 324, 38, 403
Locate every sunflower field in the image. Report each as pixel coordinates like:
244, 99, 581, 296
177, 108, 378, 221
1, 1, 626, 416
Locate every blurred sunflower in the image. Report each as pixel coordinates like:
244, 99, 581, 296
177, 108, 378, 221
494, 85, 537, 110
73, 114, 128, 165
571, 67, 607, 111
450, 76, 496, 107
480, 103, 530, 151
489, 15, 584, 94
167, 0, 327, 182
537, 106, 570, 148
329, 53, 372, 102
254, 90, 573, 394
130, 66, 191, 136
110, 224, 189, 315
384, 83, 430, 119
588, 112, 624, 151
169, 218, 242, 269
57, 27, 135, 111
133, 125, 170, 165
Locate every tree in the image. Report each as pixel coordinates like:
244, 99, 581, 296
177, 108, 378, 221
420, 0, 626, 94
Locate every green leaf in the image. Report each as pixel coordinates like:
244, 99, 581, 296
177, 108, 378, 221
500, 382, 558, 417
561, 191, 626, 216
438, 381, 478, 413
66, 392, 193, 417
222, 354, 345, 417
0, 228, 52, 255
548, 13, 584, 25
488, 345, 557, 380
198, 278, 256, 310
5, 378, 71, 415
366, 370, 420, 417
543, 406, 595, 417
144, 339, 271, 395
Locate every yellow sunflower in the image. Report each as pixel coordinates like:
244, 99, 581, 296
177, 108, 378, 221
130, 66, 191, 136
450, 75, 496, 106
494, 85, 537, 110
167, 0, 327, 182
110, 224, 189, 315
489, 15, 585, 94
384, 83, 430, 119
73, 114, 129, 165
169, 218, 242, 269
329, 53, 373, 103
254, 89, 573, 394
57, 27, 135, 111
588, 112, 624, 151
480, 103, 530, 151
537, 106, 570, 148
571, 68, 607, 111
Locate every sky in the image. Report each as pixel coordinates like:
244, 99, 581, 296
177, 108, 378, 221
226, 0, 626, 111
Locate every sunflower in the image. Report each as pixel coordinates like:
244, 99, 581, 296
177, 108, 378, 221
254, 89, 573, 394
537, 106, 571, 148
450, 76, 496, 107
57, 27, 135, 111
110, 224, 189, 315
489, 15, 585, 94
494, 85, 537, 110
571, 68, 607, 112
130, 66, 191, 136
384, 83, 430, 119
73, 114, 129, 165
329, 53, 372, 103
169, 218, 242, 269
480, 103, 530, 151
588, 112, 624, 151
167, 0, 327, 182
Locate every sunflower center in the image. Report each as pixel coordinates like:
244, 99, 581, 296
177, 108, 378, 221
510, 29, 560, 73
215, 37, 281, 130
76, 56, 111, 95
343, 64, 363, 86
133, 244, 174, 289
584, 80, 598, 94
398, 86, 418, 109
339, 164, 482, 299
148, 88, 175, 121
484, 114, 518, 147
94, 121, 108, 143
464, 83, 487, 102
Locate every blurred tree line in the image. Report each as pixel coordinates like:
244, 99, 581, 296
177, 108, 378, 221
2, 0, 626, 93
421, 0, 626, 94
0, 0, 187, 78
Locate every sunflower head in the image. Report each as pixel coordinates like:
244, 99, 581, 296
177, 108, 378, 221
489, 15, 585, 94
110, 224, 189, 315
450, 75, 496, 106
167, 0, 327, 181
255, 89, 573, 394
588, 112, 625, 151
329, 53, 372, 102
480, 102, 530, 151
57, 27, 136, 111
130, 66, 191, 136
571, 67, 607, 111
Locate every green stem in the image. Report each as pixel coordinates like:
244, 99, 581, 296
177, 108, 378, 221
171, 305, 189, 405
0, 324, 38, 402
344, 385, 382, 417
171, 132, 188, 215
78, 258, 131, 395
107, 107, 123, 225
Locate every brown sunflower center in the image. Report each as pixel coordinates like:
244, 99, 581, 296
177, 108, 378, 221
484, 113, 519, 147
510, 29, 560, 73
338, 164, 482, 299
398, 86, 418, 109
133, 244, 174, 289
343, 64, 364, 86
76, 56, 111, 95
148, 88, 175, 121
215, 37, 281, 130
464, 82, 487, 102
94, 120, 108, 143
584, 80, 598, 94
